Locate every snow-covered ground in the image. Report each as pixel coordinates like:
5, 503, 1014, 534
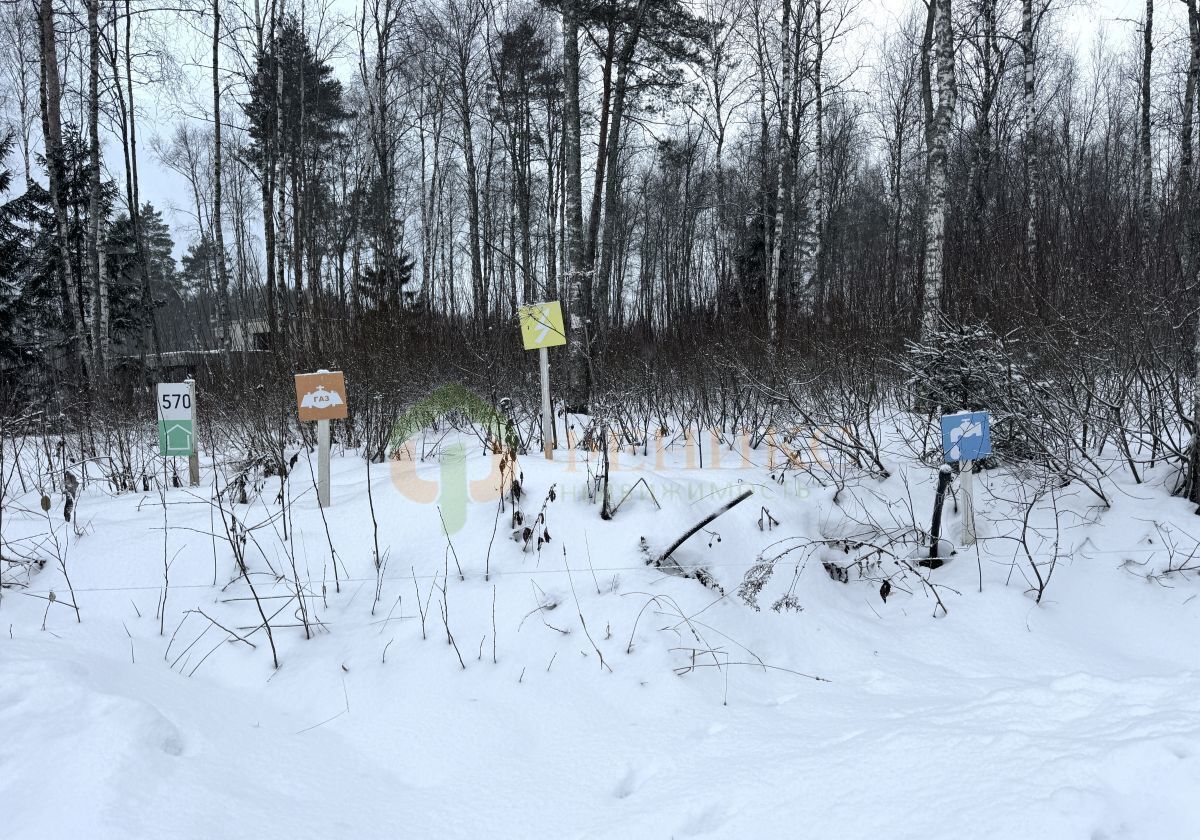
2, 425, 1199, 839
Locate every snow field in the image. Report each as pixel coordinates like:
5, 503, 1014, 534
2, 426, 1199, 839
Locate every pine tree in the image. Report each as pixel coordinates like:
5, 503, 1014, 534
105, 203, 175, 343
0, 165, 61, 367
243, 15, 349, 305
178, 236, 228, 298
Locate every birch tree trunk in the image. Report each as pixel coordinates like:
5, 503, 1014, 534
87, 0, 107, 378
767, 0, 792, 348
457, 51, 485, 321
98, 228, 109, 369
562, 0, 590, 411
544, 85, 559, 299
795, 0, 823, 318
704, 10, 731, 318
919, 0, 955, 340
261, 10, 279, 350
212, 0, 232, 353
419, 112, 432, 310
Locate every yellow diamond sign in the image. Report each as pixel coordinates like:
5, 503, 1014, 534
518, 301, 566, 350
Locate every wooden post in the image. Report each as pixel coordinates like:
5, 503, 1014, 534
317, 418, 331, 507
186, 377, 199, 487
960, 460, 976, 545
929, 464, 953, 559
540, 346, 553, 460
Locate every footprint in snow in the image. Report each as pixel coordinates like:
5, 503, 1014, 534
1166, 741, 1193, 760
679, 805, 730, 836
613, 765, 645, 799
159, 730, 185, 757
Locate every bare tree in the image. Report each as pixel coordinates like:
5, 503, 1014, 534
0, 1, 39, 183
794, 0, 824, 317
213, 0, 233, 352
87, 0, 110, 377
767, 0, 792, 347
919, 0, 955, 339
1022, 0, 1039, 290
1185, 0, 1200, 504
1140, 0, 1153, 262
38, 0, 92, 383
562, 0, 590, 411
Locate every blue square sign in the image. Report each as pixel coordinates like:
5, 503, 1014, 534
941, 411, 991, 462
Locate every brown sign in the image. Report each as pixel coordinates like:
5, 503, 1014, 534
295, 371, 348, 421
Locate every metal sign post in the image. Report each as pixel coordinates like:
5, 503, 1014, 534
295, 369, 349, 508
940, 410, 991, 547
518, 301, 566, 460
317, 416, 331, 507
960, 460, 975, 544
539, 347, 553, 460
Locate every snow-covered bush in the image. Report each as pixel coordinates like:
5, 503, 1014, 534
901, 322, 1046, 462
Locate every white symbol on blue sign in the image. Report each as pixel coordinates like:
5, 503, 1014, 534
941, 411, 991, 462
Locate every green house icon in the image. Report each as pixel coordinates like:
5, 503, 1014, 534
159, 420, 194, 456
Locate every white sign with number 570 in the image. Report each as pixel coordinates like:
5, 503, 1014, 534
157, 382, 196, 457
157, 384, 193, 421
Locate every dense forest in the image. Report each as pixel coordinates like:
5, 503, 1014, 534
0, 0, 1198, 472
